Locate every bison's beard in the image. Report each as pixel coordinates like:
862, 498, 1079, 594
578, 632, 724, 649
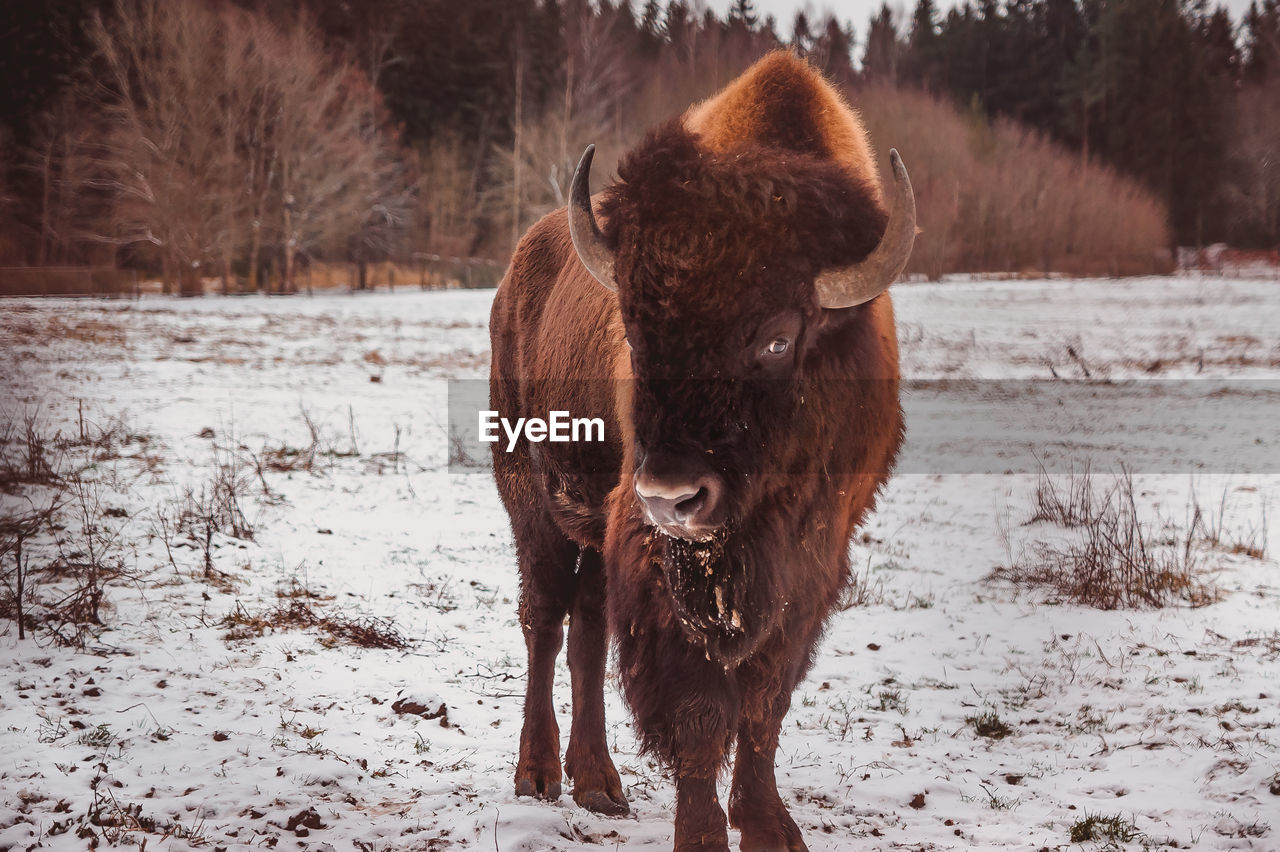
661, 531, 766, 664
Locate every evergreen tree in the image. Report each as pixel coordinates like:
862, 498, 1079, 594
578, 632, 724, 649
811, 16, 856, 85
0, 0, 103, 147
1091, 0, 1225, 242
935, 4, 983, 106
904, 0, 942, 91
728, 0, 758, 30
663, 1, 693, 60
862, 4, 902, 85
790, 11, 813, 54
1197, 5, 1240, 80
1242, 0, 1280, 81
639, 0, 662, 39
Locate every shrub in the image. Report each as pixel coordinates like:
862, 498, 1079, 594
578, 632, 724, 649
996, 468, 1220, 609
857, 85, 1171, 279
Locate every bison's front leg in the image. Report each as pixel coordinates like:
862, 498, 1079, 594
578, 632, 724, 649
727, 638, 816, 852
616, 617, 739, 851
727, 688, 806, 852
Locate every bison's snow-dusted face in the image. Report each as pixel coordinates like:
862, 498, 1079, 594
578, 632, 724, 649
622, 294, 811, 540
568, 128, 915, 540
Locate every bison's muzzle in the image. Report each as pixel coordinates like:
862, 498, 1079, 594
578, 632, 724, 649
634, 458, 726, 540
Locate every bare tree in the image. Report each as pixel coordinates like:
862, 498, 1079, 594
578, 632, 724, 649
85, 0, 241, 293
74, 0, 412, 295
0, 132, 20, 264
490, 8, 632, 249
23, 94, 109, 268
252, 14, 411, 292
415, 127, 485, 258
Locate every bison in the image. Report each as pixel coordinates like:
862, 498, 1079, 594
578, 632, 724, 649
488, 51, 915, 851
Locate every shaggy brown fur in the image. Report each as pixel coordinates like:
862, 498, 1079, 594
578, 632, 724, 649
684, 50, 884, 201
489, 51, 904, 851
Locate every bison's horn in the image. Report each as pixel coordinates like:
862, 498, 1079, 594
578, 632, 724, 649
815, 149, 916, 309
568, 144, 617, 293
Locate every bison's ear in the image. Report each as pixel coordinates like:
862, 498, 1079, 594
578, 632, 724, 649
814, 149, 916, 309
569, 145, 619, 293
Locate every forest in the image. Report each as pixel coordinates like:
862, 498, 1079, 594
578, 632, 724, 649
1, 0, 1277, 289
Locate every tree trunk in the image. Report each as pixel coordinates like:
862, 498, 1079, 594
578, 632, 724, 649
512, 34, 524, 256
283, 200, 295, 294
283, 247, 295, 295
248, 224, 262, 292
180, 261, 202, 297
161, 252, 173, 295
37, 141, 53, 267
14, 534, 24, 641
222, 249, 234, 295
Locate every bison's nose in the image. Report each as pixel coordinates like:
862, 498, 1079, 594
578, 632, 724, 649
634, 468, 724, 538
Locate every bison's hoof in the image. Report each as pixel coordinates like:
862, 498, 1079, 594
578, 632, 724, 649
675, 837, 731, 852
574, 787, 630, 816
739, 840, 807, 852
736, 819, 808, 852
515, 774, 562, 801
566, 746, 629, 815
731, 800, 807, 852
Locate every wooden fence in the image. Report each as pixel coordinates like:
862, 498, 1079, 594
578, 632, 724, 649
0, 267, 140, 298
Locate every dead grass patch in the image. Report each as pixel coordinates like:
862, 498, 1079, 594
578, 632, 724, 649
42, 765, 209, 845
40, 315, 129, 348
1, 408, 152, 645
837, 555, 887, 609
967, 709, 1015, 740
997, 467, 1222, 609
252, 405, 360, 477
221, 596, 409, 650
1191, 487, 1269, 561
1068, 812, 1143, 844
1, 406, 150, 493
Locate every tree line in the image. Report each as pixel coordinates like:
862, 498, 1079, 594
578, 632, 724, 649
2, 0, 411, 293
0, 0, 1275, 290
875, 0, 1280, 250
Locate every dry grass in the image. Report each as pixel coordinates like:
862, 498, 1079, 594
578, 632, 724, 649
996, 468, 1222, 610
303, 260, 433, 291
0, 418, 61, 492
966, 709, 1015, 740
1192, 488, 1269, 561
41, 764, 209, 845
837, 554, 887, 609
1026, 462, 1098, 527
1, 408, 151, 645
152, 436, 258, 581
1068, 812, 1143, 845
252, 405, 360, 476
42, 475, 136, 643
1, 407, 149, 493
221, 592, 409, 650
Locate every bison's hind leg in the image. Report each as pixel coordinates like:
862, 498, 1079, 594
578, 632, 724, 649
564, 548, 629, 815
513, 526, 625, 814
513, 526, 578, 802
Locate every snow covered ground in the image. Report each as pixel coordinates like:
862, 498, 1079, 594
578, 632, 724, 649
0, 276, 1276, 851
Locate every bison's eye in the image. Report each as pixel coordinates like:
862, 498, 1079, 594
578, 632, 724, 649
765, 337, 790, 356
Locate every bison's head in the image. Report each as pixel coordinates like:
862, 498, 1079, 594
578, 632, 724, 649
571, 126, 914, 541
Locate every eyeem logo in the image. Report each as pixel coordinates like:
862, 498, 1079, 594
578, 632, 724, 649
480, 410, 605, 452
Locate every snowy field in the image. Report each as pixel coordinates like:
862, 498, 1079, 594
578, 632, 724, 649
0, 276, 1277, 850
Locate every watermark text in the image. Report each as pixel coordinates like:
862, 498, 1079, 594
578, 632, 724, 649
479, 410, 606, 452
